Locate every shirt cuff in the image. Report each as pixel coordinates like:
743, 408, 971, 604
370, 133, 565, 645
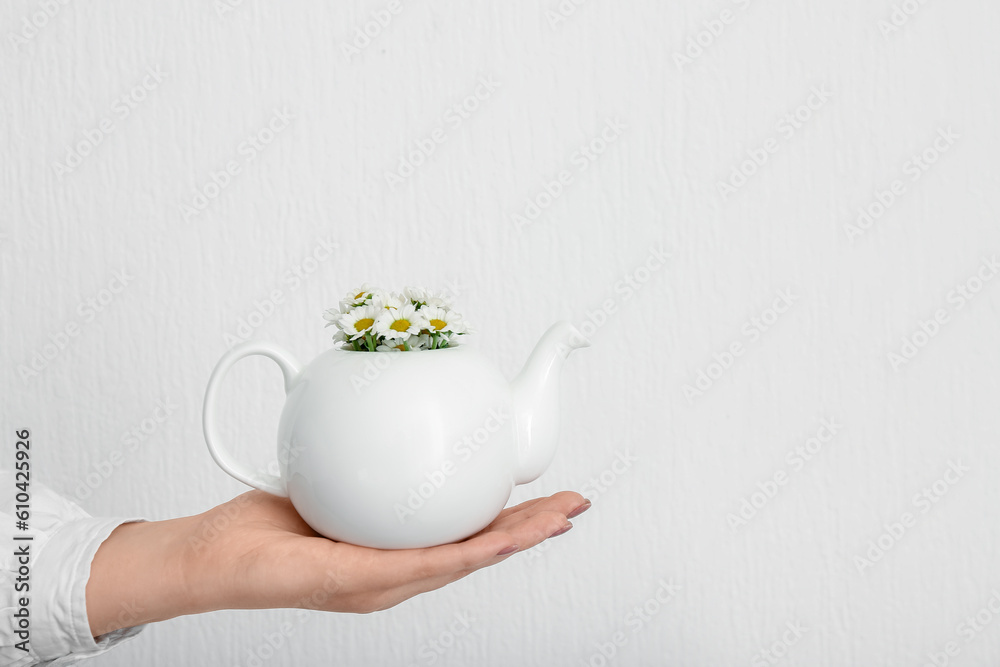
29, 516, 147, 664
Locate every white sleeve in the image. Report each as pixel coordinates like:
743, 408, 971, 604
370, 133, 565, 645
1, 478, 147, 666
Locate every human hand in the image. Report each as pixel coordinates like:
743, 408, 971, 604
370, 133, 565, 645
86, 490, 591, 635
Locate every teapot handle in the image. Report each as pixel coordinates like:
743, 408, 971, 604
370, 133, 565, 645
202, 341, 301, 498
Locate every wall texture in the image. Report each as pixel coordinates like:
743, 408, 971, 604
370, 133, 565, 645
3, 0, 1000, 665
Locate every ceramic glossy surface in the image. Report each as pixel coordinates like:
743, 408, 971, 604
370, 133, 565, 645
203, 322, 588, 548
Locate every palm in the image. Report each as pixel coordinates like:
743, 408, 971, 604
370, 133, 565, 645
195, 489, 587, 614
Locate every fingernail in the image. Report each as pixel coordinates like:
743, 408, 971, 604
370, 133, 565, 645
549, 523, 573, 538
567, 499, 592, 519
497, 545, 519, 556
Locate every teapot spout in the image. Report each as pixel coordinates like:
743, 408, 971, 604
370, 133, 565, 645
511, 321, 590, 485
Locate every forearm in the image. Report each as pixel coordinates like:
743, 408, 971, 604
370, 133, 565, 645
85, 516, 207, 636
82, 489, 589, 637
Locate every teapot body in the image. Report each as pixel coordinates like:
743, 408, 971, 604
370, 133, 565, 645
204, 321, 588, 549
277, 345, 516, 549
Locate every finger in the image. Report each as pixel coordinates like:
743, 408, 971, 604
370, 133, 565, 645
379, 508, 577, 606
430, 507, 571, 579
496, 509, 571, 550
488, 495, 550, 520
484, 491, 586, 531
307, 493, 587, 608
355, 504, 586, 611
363, 534, 519, 608
484, 490, 586, 526
378, 491, 587, 584
513, 491, 586, 518
327, 530, 514, 597
372, 492, 586, 587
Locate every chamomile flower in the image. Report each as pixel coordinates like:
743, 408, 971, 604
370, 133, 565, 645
370, 290, 406, 311
323, 309, 350, 343
338, 304, 379, 340
403, 286, 431, 304
425, 296, 453, 309
341, 284, 375, 311
325, 285, 470, 350
375, 304, 425, 341
412, 333, 434, 350
419, 306, 466, 335
376, 333, 430, 351
405, 286, 454, 309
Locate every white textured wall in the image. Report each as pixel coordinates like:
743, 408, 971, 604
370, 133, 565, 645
3, 0, 1000, 665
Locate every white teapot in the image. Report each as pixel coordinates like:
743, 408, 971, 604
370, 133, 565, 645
203, 322, 589, 548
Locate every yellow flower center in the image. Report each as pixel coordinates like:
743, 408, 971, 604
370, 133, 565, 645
354, 291, 366, 299
353, 318, 374, 332
390, 319, 411, 332
394, 344, 406, 351
429, 319, 447, 331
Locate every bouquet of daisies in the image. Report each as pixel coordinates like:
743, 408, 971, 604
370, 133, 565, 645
324, 285, 469, 352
